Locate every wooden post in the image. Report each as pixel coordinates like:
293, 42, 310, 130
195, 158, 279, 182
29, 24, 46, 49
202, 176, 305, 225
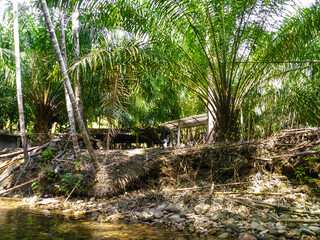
50, 122, 57, 140
177, 121, 181, 147
169, 130, 173, 147
207, 111, 214, 143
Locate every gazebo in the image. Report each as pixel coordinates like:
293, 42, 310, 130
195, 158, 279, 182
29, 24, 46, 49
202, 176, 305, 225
161, 113, 209, 146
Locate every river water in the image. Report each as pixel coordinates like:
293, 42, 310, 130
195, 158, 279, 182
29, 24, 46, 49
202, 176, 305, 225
0, 199, 219, 240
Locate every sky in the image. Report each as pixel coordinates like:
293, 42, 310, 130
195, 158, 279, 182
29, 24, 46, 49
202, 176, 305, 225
0, 0, 317, 23
296, 0, 317, 7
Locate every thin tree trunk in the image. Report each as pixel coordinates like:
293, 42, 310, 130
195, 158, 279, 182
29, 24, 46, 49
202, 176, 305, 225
13, 0, 28, 162
72, 2, 85, 127
106, 71, 119, 151
59, 5, 81, 161
40, 0, 100, 173
206, 34, 215, 143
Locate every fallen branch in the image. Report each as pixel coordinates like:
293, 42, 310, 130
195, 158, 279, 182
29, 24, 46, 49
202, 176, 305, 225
250, 157, 272, 161
211, 192, 286, 195
175, 182, 249, 191
52, 150, 67, 161
280, 219, 320, 223
233, 199, 280, 222
0, 147, 37, 159
0, 141, 51, 161
0, 161, 24, 184
235, 198, 320, 216
0, 177, 39, 195
284, 196, 313, 206
272, 150, 318, 159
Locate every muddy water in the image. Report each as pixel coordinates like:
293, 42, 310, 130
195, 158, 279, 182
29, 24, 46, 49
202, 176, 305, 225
0, 200, 218, 240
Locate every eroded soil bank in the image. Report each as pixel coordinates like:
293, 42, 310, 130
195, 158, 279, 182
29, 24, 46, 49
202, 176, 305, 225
1, 128, 320, 239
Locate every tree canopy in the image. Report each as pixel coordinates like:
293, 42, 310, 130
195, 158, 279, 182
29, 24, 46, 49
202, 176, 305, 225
0, 0, 319, 143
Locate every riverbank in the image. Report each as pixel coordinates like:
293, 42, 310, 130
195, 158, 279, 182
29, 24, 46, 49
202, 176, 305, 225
1, 128, 320, 239
9, 176, 320, 240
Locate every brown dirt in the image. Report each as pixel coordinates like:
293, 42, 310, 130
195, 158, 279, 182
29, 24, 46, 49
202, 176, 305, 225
1, 127, 320, 199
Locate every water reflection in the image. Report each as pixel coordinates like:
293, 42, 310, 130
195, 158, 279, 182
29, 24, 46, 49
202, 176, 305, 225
0, 200, 219, 239
0, 203, 93, 239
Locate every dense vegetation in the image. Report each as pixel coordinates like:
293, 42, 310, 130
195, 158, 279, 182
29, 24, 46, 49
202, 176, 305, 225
0, 0, 319, 143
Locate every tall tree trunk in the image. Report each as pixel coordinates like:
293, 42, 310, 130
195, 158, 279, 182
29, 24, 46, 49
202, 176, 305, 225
59, 5, 81, 161
72, 2, 85, 127
106, 71, 119, 151
13, 0, 28, 162
205, 34, 215, 143
40, 0, 100, 173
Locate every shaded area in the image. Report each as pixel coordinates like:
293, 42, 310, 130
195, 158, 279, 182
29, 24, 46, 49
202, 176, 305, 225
0, 200, 218, 240
0, 201, 93, 240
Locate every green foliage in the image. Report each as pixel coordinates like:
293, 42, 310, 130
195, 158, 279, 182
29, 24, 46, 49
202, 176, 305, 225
294, 165, 315, 184
31, 182, 38, 191
294, 155, 320, 184
46, 169, 59, 182
55, 173, 83, 196
41, 149, 54, 164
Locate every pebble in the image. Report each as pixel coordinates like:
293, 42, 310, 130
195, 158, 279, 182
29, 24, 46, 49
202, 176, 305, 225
285, 230, 300, 238
194, 203, 210, 215
300, 228, 315, 235
168, 214, 181, 221
225, 223, 239, 231
276, 222, 286, 230
217, 211, 229, 220
62, 209, 75, 215
165, 205, 180, 213
207, 229, 217, 235
155, 204, 167, 212
250, 221, 260, 230
238, 233, 257, 240
154, 211, 164, 219
238, 206, 250, 217
218, 232, 231, 239
308, 225, 320, 233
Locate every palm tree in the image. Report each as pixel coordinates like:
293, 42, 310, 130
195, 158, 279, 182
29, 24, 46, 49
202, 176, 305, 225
13, 0, 28, 161
68, 30, 147, 149
39, 0, 100, 173
104, 0, 298, 141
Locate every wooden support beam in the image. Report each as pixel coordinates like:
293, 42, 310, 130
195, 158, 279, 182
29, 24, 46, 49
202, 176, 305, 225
177, 121, 181, 147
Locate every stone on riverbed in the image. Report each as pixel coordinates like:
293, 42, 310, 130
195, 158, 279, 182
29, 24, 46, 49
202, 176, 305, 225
238, 233, 257, 240
237, 206, 250, 218
36, 198, 59, 205
300, 228, 316, 235
153, 211, 164, 219
165, 205, 180, 213
250, 221, 260, 230
308, 225, 320, 234
155, 204, 167, 212
218, 232, 232, 239
194, 203, 210, 215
